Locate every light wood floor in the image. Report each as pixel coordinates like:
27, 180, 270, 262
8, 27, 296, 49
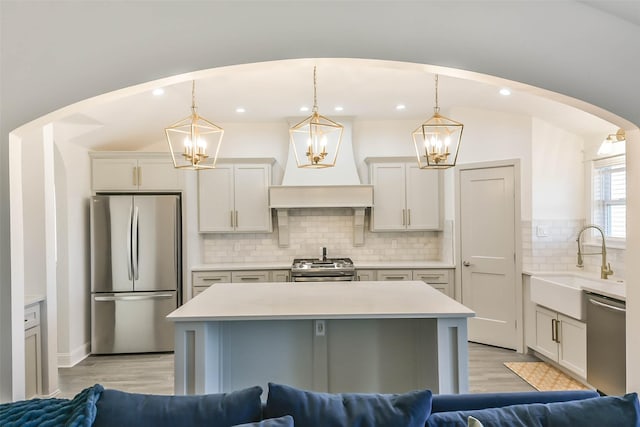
57, 342, 538, 398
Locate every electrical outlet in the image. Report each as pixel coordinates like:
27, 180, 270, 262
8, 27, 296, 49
315, 320, 325, 336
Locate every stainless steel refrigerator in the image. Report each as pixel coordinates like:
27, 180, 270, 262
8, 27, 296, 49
90, 194, 181, 354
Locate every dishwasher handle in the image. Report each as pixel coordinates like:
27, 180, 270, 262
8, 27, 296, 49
588, 297, 626, 313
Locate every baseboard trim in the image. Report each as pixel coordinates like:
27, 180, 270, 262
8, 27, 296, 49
57, 342, 90, 367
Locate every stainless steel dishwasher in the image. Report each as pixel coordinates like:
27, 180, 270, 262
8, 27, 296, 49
586, 292, 626, 396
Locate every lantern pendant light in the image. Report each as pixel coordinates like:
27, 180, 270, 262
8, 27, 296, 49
412, 74, 463, 169
289, 66, 344, 168
165, 80, 224, 170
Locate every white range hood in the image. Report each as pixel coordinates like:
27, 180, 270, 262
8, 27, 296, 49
270, 120, 372, 246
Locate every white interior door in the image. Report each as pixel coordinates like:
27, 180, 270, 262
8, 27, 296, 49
460, 166, 517, 349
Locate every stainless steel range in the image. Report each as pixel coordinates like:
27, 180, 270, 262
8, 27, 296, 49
291, 257, 356, 282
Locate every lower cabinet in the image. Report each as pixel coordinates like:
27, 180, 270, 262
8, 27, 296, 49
192, 269, 291, 297
413, 269, 453, 298
361, 268, 454, 298
24, 303, 42, 399
533, 305, 586, 378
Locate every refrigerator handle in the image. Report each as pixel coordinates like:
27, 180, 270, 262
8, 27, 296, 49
133, 205, 140, 280
126, 204, 133, 280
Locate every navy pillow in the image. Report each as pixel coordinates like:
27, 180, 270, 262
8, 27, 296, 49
426, 393, 640, 427
264, 382, 432, 427
233, 415, 294, 427
93, 386, 263, 427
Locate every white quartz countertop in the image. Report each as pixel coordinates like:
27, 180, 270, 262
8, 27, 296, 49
191, 261, 454, 271
168, 280, 475, 321
524, 270, 625, 301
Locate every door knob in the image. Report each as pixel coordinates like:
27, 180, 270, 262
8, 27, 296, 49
463, 261, 471, 267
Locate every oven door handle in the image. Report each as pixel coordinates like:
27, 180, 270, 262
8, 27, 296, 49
292, 276, 355, 282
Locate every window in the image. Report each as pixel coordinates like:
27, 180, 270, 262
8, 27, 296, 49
592, 155, 626, 240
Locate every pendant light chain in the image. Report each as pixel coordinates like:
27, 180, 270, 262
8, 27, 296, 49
191, 80, 198, 115
312, 66, 318, 113
434, 74, 440, 114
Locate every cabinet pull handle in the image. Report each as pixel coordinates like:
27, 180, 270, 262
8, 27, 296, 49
240, 277, 260, 281
402, 209, 406, 226
235, 210, 239, 227
384, 276, 406, 280
551, 318, 556, 342
555, 319, 561, 343
133, 167, 137, 186
202, 277, 223, 282
408, 209, 411, 226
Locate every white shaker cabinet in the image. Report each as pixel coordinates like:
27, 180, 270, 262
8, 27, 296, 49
413, 269, 454, 298
91, 153, 183, 191
533, 305, 587, 378
198, 160, 273, 233
24, 302, 42, 399
367, 158, 442, 231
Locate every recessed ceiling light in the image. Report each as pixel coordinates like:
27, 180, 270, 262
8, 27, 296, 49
300, 106, 309, 112
499, 88, 511, 96
396, 104, 406, 110
334, 106, 344, 112
235, 107, 246, 113
152, 88, 165, 96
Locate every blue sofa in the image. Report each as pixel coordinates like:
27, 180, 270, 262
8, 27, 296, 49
1, 382, 638, 427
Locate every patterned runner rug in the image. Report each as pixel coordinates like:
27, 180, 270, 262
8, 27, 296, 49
504, 361, 590, 391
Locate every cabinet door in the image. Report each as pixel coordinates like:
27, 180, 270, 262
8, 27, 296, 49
405, 165, 442, 230
534, 305, 558, 362
25, 326, 41, 398
198, 166, 235, 232
376, 269, 413, 281
233, 164, 272, 232
356, 269, 376, 281
558, 314, 587, 378
271, 270, 291, 282
92, 158, 138, 191
138, 158, 183, 191
231, 270, 270, 283
370, 163, 406, 231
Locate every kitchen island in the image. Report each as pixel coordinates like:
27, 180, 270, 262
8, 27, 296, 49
167, 281, 475, 396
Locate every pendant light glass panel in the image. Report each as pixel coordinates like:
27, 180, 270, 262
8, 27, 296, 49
165, 81, 224, 170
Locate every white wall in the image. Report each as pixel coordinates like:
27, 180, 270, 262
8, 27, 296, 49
531, 118, 584, 220
53, 141, 92, 367
2, 1, 639, 400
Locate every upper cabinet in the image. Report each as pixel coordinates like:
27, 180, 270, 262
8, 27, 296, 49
198, 159, 274, 233
366, 157, 442, 232
91, 153, 183, 192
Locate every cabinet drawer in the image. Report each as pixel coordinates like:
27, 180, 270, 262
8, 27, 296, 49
192, 271, 232, 286
192, 286, 210, 297
271, 270, 291, 282
24, 304, 40, 330
231, 271, 270, 283
376, 270, 413, 281
413, 269, 451, 284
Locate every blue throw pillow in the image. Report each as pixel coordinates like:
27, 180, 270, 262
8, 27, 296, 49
0, 384, 103, 427
93, 385, 263, 427
233, 415, 294, 427
264, 382, 432, 427
426, 393, 640, 427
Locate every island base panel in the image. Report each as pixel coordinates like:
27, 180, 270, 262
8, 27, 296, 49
174, 317, 468, 395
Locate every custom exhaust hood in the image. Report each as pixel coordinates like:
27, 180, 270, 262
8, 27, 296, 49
269, 120, 372, 246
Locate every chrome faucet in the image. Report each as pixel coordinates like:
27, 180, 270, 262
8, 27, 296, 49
576, 224, 613, 279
